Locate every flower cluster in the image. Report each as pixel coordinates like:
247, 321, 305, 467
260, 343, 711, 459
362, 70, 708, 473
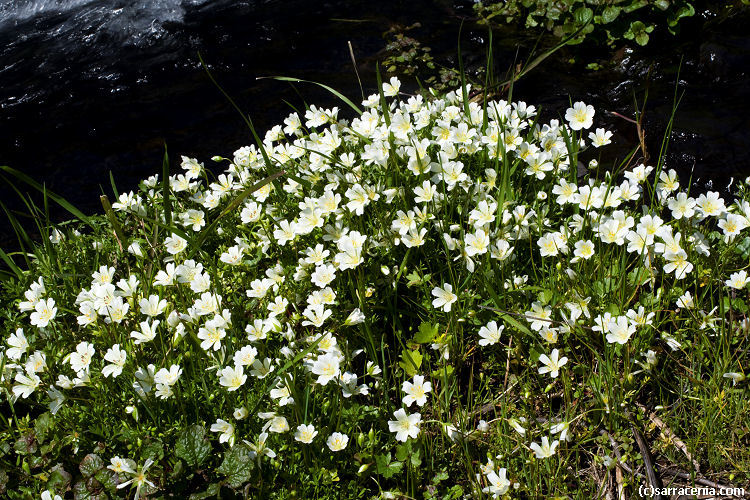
3, 76, 749, 497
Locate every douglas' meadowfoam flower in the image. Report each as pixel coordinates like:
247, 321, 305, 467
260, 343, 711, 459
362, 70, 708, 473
431, 284, 458, 312
326, 432, 349, 452
402, 374, 432, 407
565, 101, 595, 130
538, 349, 568, 378
388, 408, 422, 442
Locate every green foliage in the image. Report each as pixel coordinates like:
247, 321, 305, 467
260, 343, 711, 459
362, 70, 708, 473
175, 425, 212, 468
474, 0, 745, 46
216, 444, 254, 488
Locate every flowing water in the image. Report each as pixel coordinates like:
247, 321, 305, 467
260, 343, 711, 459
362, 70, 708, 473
0, 0, 749, 247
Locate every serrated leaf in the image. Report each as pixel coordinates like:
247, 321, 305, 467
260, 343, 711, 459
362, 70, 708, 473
189, 483, 222, 500
176, 425, 212, 468
217, 444, 254, 488
14, 434, 36, 455
79, 454, 104, 478
431, 365, 454, 380
376, 453, 403, 479
72, 479, 107, 500
414, 322, 439, 344
398, 349, 423, 376
94, 469, 118, 492
46, 465, 71, 492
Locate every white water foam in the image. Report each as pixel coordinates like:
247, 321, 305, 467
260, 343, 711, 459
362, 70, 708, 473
0, 0, 213, 44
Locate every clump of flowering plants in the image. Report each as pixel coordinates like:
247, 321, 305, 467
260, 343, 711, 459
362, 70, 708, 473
1, 76, 749, 498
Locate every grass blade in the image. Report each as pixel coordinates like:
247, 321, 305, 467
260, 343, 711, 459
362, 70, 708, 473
162, 144, 172, 228
258, 76, 363, 116
0, 166, 93, 228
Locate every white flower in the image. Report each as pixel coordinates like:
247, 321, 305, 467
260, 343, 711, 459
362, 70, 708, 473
382, 76, 401, 97
565, 101, 595, 130
402, 374, 432, 407
667, 192, 696, 220
344, 308, 365, 326
538, 349, 568, 378
102, 344, 127, 378
530, 436, 559, 459
6, 328, 29, 360
30, 298, 57, 328
130, 319, 159, 344
726, 270, 750, 289
676, 291, 694, 309
154, 364, 182, 386
483, 468, 510, 497
211, 419, 235, 445
164, 233, 187, 255
108, 456, 136, 475
723, 372, 746, 386
605, 316, 636, 345
139, 295, 167, 317
311, 352, 340, 386
387, 408, 422, 442
478, 321, 504, 346
431, 284, 458, 312
572, 240, 595, 262
302, 304, 332, 328
295, 424, 318, 444
695, 191, 726, 218
588, 128, 612, 147
219, 365, 247, 391
69, 342, 95, 374
233, 407, 249, 420
197, 320, 226, 351
234, 345, 258, 367
12, 371, 41, 398
311, 264, 337, 288
663, 249, 693, 278
326, 432, 349, 452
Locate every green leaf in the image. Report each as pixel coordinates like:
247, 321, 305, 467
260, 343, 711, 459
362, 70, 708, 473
94, 469, 118, 492
636, 32, 650, 45
655, 0, 670, 10
628, 267, 651, 287
431, 365, 454, 380
396, 443, 422, 467
79, 454, 104, 478
376, 453, 403, 479
398, 349, 423, 376
601, 6, 621, 24
499, 313, 533, 337
14, 434, 36, 455
34, 413, 53, 444
217, 443, 254, 488
175, 425, 212, 468
414, 322, 439, 344
573, 6, 593, 25
668, 2, 695, 26
47, 465, 71, 493
189, 483, 222, 500
736, 236, 750, 259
